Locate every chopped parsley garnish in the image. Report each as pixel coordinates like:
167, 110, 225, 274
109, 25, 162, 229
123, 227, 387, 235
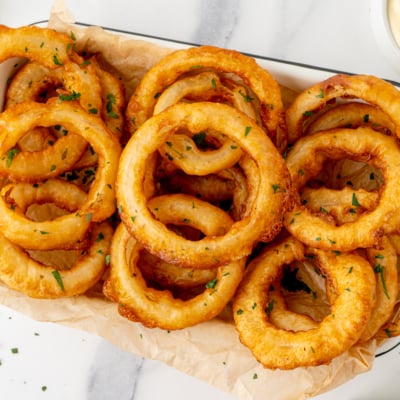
351, 193, 360, 207
265, 300, 274, 316
5, 148, 20, 167
205, 278, 218, 289
52, 54, 63, 66
58, 91, 81, 102
51, 270, 65, 292
374, 264, 390, 299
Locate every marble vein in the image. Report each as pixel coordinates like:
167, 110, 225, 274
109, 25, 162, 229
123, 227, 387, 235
192, 0, 239, 47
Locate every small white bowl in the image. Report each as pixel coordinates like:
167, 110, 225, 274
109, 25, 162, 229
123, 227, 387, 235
370, 0, 400, 73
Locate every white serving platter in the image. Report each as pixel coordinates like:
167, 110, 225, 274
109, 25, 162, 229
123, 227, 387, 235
0, 20, 399, 400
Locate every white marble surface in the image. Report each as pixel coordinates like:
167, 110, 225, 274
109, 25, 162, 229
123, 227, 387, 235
0, 0, 400, 399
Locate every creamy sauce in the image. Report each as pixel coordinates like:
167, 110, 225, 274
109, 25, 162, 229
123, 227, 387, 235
388, 0, 400, 47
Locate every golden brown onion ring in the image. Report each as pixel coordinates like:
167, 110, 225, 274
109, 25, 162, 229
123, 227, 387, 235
283, 127, 400, 251
117, 102, 291, 268
0, 179, 90, 250
0, 25, 73, 68
126, 45, 285, 149
306, 102, 396, 136
233, 236, 376, 369
360, 237, 398, 342
108, 194, 245, 330
0, 221, 113, 298
4, 60, 103, 170
286, 74, 400, 143
0, 101, 121, 223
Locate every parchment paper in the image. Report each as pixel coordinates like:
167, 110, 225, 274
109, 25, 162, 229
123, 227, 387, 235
0, 1, 378, 399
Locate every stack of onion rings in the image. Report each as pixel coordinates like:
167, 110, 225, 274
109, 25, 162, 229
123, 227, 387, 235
1, 25, 399, 373
0, 26, 122, 298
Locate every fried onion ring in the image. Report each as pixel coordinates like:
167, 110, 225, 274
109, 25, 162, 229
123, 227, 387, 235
0, 25, 73, 68
117, 102, 291, 268
0, 221, 113, 298
0, 179, 90, 250
0, 101, 121, 224
233, 236, 376, 369
286, 74, 400, 143
360, 237, 398, 342
283, 127, 400, 251
126, 45, 285, 149
108, 195, 245, 329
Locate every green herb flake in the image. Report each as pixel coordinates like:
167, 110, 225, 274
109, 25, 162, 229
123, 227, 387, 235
303, 110, 314, 117
58, 91, 81, 101
253, 373, 258, 380
272, 183, 284, 194
244, 126, 252, 136
41, 386, 47, 392
11, 347, 19, 354
52, 54, 63, 66
236, 309, 244, 315
238, 89, 254, 102
51, 270, 65, 292
205, 278, 218, 289
352, 193, 361, 207
374, 263, 390, 299
5, 148, 20, 168
265, 300, 274, 316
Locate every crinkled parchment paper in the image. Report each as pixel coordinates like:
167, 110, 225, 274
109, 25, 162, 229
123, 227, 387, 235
0, 1, 378, 399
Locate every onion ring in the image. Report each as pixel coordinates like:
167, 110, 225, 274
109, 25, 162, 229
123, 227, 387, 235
0, 101, 121, 224
306, 102, 395, 136
0, 221, 113, 298
0, 179, 90, 250
108, 194, 245, 329
283, 127, 400, 251
233, 236, 376, 369
286, 74, 400, 143
360, 236, 398, 342
126, 45, 285, 149
0, 25, 73, 68
117, 102, 291, 268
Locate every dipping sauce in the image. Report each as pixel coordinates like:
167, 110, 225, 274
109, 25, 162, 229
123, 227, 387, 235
388, 0, 400, 47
